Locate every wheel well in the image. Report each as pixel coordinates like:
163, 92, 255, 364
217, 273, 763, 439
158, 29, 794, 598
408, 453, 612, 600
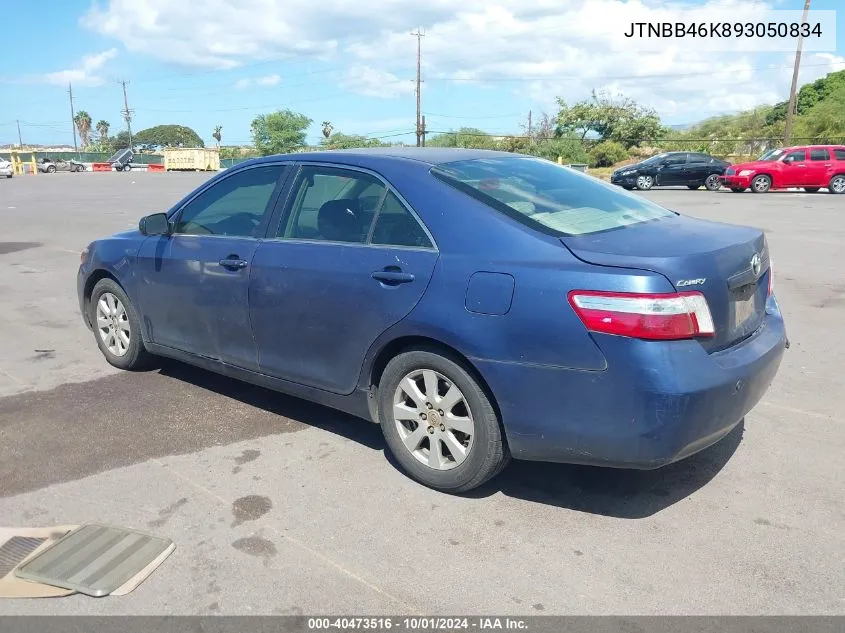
83, 270, 120, 314
367, 335, 502, 423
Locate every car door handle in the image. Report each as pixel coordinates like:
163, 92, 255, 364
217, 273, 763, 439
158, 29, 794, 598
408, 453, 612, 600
219, 257, 248, 270
372, 270, 415, 285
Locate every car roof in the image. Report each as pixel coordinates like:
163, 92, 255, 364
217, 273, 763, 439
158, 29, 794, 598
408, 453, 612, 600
248, 147, 522, 167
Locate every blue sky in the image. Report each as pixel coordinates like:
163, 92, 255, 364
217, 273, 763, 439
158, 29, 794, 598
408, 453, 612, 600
1, 0, 843, 147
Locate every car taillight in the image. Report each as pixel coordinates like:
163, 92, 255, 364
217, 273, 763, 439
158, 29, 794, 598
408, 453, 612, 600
568, 290, 715, 340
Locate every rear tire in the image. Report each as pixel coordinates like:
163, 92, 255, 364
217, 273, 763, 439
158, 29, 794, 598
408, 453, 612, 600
378, 348, 509, 493
89, 278, 153, 371
47, 165, 56, 173
828, 175, 845, 194
704, 174, 722, 191
751, 175, 771, 193
124, 164, 132, 172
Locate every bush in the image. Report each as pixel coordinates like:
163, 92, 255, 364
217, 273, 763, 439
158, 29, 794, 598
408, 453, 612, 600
589, 140, 628, 167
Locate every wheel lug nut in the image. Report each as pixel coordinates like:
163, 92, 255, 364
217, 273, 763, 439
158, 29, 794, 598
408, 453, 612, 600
438, 409, 444, 416
427, 426, 434, 434
420, 413, 427, 420
440, 424, 445, 431
426, 402, 433, 409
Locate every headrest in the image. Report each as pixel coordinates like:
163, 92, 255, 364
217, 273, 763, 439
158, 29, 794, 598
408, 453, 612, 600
317, 199, 363, 242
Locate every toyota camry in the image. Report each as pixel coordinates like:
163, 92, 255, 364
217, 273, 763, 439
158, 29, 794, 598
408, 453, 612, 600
77, 148, 787, 493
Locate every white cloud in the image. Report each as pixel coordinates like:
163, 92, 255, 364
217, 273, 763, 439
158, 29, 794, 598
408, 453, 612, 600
235, 74, 281, 89
81, 0, 845, 120
342, 65, 414, 98
42, 49, 118, 87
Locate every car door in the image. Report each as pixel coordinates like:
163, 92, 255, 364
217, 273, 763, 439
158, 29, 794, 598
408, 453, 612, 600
249, 163, 439, 394
684, 153, 709, 184
135, 164, 289, 370
656, 154, 687, 186
780, 149, 807, 187
805, 148, 831, 187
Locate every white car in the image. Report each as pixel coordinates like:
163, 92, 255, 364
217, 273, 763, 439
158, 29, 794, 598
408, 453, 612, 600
0, 157, 12, 178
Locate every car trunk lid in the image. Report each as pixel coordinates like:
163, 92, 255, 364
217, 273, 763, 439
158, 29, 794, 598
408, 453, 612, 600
560, 214, 770, 352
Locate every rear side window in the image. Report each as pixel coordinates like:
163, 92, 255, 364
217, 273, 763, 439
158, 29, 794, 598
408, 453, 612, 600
833, 149, 845, 161
810, 149, 829, 161
432, 157, 675, 237
370, 192, 433, 248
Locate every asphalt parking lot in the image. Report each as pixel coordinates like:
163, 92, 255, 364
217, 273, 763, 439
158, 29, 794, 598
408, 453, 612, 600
0, 172, 843, 615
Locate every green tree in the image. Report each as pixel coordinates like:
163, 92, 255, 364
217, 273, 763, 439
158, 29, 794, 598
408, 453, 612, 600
109, 130, 132, 152
95, 120, 110, 143
251, 109, 312, 155
133, 125, 204, 150
212, 125, 222, 146
529, 135, 590, 164
555, 90, 662, 147
320, 132, 386, 149
73, 110, 93, 148
589, 140, 628, 167
794, 85, 845, 142
427, 127, 498, 149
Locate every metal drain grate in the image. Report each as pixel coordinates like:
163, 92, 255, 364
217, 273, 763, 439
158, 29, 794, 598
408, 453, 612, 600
0, 537, 46, 578
15, 524, 173, 597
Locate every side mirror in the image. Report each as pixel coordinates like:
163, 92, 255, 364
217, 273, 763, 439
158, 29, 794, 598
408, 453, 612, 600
139, 212, 171, 236
783, 156, 794, 164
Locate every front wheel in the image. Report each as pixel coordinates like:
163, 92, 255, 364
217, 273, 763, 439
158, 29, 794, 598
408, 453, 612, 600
828, 175, 845, 194
704, 174, 722, 191
378, 349, 509, 493
89, 278, 153, 371
124, 164, 132, 172
47, 165, 56, 173
635, 174, 654, 190
751, 175, 771, 193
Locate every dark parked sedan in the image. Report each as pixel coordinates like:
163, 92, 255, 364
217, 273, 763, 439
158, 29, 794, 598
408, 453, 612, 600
77, 148, 786, 492
611, 151, 730, 191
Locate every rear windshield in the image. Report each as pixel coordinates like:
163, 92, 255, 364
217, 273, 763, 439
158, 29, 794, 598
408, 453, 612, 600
431, 156, 675, 236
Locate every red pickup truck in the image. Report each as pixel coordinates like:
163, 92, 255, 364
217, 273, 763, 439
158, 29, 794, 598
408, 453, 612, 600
721, 145, 845, 194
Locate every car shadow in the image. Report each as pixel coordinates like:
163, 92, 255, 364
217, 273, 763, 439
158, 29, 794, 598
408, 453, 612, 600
468, 420, 745, 519
156, 359, 384, 451
158, 360, 743, 519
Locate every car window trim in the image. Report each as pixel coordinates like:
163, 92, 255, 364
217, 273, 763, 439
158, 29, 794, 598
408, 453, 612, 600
167, 162, 292, 240
268, 161, 438, 251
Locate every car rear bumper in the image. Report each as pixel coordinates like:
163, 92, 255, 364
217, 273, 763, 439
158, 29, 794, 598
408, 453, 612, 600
473, 297, 787, 469
721, 174, 753, 188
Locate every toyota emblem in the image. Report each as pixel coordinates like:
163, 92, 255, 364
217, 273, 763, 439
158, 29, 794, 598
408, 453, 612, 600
750, 253, 762, 277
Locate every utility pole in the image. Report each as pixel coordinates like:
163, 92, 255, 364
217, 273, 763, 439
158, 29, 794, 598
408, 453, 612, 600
784, 0, 811, 144
68, 82, 79, 158
120, 80, 134, 151
421, 114, 426, 147
411, 29, 425, 147
528, 110, 533, 137
16, 120, 23, 149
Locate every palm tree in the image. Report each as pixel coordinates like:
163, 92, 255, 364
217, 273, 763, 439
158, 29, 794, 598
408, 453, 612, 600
74, 111, 92, 148
322, 121, 333, 139
96, 120, 110, 143
212, 125, 222, 147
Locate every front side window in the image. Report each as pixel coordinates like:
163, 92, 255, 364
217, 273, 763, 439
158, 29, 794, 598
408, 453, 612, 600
432, 156, 675, 237
664, 154, 687, 166
175, 165, 286, 237
784, 150, 807, 163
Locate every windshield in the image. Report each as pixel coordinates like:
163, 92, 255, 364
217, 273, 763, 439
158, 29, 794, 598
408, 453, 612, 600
758, 149, 785, 162
640, 153, 668, 166
431, 156, 675, 236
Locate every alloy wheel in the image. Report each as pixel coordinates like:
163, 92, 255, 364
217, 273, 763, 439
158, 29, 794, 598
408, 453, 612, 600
392, 369, 475, 471
96, 292, 131, 357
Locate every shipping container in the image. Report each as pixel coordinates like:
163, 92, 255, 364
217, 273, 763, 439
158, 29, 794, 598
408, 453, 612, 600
163, 148, 221, 172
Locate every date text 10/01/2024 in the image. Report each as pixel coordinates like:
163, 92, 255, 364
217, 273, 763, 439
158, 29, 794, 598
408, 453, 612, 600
624, 22, 823, 38
307, 617, 528, 630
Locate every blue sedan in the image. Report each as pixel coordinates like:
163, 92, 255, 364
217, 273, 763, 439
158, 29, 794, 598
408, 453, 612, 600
77, 148, 787, 492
